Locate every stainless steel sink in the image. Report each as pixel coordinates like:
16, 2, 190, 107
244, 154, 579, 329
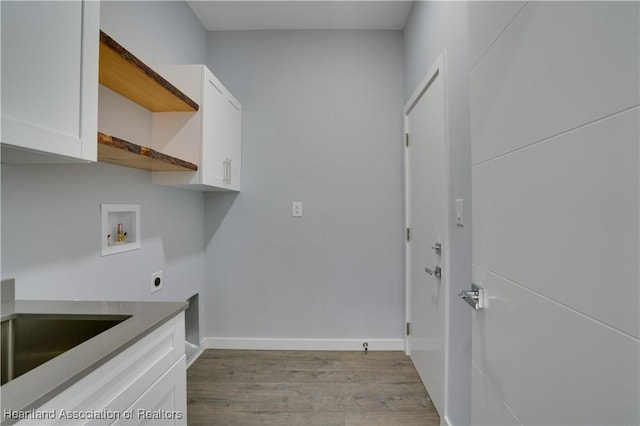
1, 313, 131, 386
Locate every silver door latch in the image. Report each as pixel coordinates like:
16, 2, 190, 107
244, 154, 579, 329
425, 266, 442, 279
458, 283, 486, 310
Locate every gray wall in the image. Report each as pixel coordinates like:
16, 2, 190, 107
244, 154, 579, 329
1, 2, 207, 314
100, 1, 207, 67
403, 2, 472, 425
203, 30, 406, 342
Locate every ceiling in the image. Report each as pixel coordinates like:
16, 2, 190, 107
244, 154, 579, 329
187, 1, 414, 31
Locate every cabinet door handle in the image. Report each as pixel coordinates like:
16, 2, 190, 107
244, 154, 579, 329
228, 158, 231, 186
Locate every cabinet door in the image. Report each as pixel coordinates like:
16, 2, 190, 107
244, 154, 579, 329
1, 0, 99, 162
114, 356, 187, 426
225, 98, 242, 191
201, 76, 226, 187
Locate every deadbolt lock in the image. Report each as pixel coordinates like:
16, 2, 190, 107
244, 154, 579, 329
431, 242, 442, 255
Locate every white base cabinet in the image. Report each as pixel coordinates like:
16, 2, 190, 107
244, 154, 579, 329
112, 356, 186, 426
1, 0, 99, 163
20, 313, 187, 426
151, 65, 241, 191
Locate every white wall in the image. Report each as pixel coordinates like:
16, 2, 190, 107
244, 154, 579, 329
403, 2, 472, 425
203, 30, 405, 345
469, 2, 639, 425
1, 2, 207, 315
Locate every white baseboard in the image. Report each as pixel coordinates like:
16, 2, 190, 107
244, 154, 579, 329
185, 341, 206, 368
202, 338, 404, 351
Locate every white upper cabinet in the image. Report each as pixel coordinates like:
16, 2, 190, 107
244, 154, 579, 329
225, 97, 242, 191
152, 65, 242, 191
1, 0, 99, 163
201, 74, 227, 188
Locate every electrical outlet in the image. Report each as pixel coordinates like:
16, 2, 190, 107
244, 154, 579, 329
151, 271, 163, 294
292, 201, 303, 217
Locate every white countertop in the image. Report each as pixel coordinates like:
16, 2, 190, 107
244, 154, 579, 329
0, 300, 188, 420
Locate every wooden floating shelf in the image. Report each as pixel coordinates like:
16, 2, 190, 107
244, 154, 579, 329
98, 132, 198, 172
99, 31, 199, 112
98, 30, 198, 173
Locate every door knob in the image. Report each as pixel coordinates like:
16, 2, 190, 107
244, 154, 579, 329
459, 290, 478, 300
425, 266, 442, 279
458, 283, 486, 310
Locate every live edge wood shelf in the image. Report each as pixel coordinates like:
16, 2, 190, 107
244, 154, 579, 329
98, 132, 198, 172
97, 30, 199, 172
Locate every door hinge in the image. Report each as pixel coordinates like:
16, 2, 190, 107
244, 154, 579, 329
406, 227, 411, 241
406, 322, 411, 336
405, 133, 409, 147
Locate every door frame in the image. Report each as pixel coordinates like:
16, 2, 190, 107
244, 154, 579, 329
403, 52, 451, 419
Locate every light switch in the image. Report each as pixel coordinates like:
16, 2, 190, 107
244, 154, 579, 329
456, 199, 464, 226
292, 202, 303, 217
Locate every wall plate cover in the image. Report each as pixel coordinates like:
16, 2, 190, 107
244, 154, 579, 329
151, 271, 163, 294
455, 199, 464, 226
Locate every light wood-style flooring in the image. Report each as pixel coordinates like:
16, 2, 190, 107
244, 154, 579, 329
187, 349, 440, 426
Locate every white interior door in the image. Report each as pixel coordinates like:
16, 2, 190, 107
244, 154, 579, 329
405, 55, 448, 417
468, 3, 640, 425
